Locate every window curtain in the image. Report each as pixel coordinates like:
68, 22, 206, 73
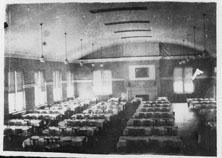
93, 70, 112, 95
173, 67, 183, 94
102, 70, 112, 95
67, 71, 74, 98
34, 71, 47, 106
8, 71, 26, 113
53, 71, 62, 101
173, 67, 194, 94
184, 67, 194, 93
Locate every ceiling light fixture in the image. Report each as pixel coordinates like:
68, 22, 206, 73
64, 32, 69, 65
193, 26, 196, 49
90, 6, 147, 14
39, 22, 45, 63
114, 29, 151, 33
202, 13, 207, 52
105, 20, 150, 26
91, 42, 95, 67
79, 39, 83, 67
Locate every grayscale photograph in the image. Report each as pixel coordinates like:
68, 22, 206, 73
1, 0, 218, 157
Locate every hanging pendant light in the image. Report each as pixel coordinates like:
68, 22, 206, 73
91, 42, 95, 67
39, 23, 45, 63
80, 39, 83, 67
203, 13, 207, 52
64, 32, 69, 64
193, 26, 196, 49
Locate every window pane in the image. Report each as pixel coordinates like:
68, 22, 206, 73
56, 71, 62, 88
184, 67, 194, 93
53, 71, 62, 101
184, 67, 193, 79
35, 71, 46, 106
8, 72, 15, 92
16, 72, 23, 91
16, 91, 25, 111
173, 80, 183, 94
67, 71, 74, 98
173, 68, 183, 93
40, 72, 45, 91
53, 71, 56, 88
8, 93, 16, 113
102, 70, 112, 95
173, 67, 183, 80
184, 81, 194, 93
93, 70, 102, 95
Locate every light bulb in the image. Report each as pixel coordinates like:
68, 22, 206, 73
64, 58, 69, 65
39, 55, 45, 63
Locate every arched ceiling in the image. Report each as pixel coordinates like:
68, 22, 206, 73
4, 2, 216, 62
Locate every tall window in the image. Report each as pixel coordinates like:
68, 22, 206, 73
53, 71, 62, 101
8, 71, 26, 113
93, 70, 112, 95
173, 67, 194, 94
34, 71, 47, 106
67, 71, 74, 98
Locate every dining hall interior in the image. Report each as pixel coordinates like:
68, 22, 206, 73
2, 1, 218, 156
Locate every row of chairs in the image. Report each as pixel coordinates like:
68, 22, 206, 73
123, 126, 178, 136
71, 114, 107, 120
127, 118, 175, 127
62, 119, 106, 129
138, 107, 171, 112
187, 98, 216, 109
42, 126, 98, 137
22, 135, 87, 151
117, 97, 182, 153
142, 104, 171, 108
118, 137, 182, 153
7, 119, 44, 127
117, 136, 183, 153
133, 112, 174, 119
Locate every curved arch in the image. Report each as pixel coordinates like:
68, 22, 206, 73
69, 38, 205, 62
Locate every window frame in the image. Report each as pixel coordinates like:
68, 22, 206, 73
34, 71, 47, 107
67, 71, 74, 98
53, 71, 62, 101
93, 70, 112, 95
173, 67, 194, 94
8, 71, 26, 113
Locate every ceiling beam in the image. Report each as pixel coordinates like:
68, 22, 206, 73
104, 20, 150, 26
121, 35, 152, 39
90, 6, 147, 13
114, 29, 151, 33
73, 55, 205, 63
